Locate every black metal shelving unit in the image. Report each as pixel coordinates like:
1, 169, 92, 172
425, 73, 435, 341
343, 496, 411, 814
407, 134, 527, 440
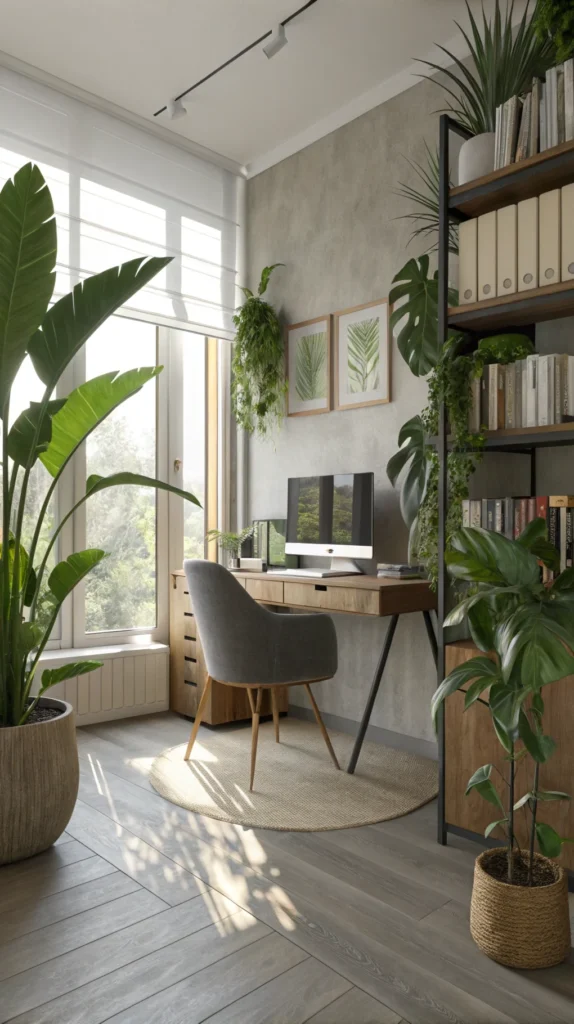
436, 115, 574, 849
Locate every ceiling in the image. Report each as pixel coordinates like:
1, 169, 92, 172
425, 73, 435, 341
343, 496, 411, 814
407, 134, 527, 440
1, 0, 526, 175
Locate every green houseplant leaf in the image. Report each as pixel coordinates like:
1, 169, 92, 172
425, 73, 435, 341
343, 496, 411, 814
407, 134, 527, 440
7, 400, 67, 466
387, 415, 429, 529
389, 256, 458, 377
232, 264, 286, 436
39, 661, 103, 696
465, 764, 504, 811
28, 256, 171, 392
40, 368, 161, 478
0, 163, 57, 412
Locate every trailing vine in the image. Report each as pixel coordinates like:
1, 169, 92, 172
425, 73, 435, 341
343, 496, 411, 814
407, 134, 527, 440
231, 264, 286, 436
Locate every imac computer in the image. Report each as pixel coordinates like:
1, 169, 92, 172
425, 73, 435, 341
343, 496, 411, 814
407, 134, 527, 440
280, 472, 374, 578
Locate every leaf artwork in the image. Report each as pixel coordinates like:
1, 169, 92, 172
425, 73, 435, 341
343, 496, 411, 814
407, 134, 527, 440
295, 331, 327, 402
346, 317, 380, 394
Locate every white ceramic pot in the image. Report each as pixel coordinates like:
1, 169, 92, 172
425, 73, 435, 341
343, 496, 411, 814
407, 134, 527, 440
458, 133, 496, 185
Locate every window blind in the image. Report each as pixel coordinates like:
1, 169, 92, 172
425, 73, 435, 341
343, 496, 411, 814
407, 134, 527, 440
0, 66, 240, 339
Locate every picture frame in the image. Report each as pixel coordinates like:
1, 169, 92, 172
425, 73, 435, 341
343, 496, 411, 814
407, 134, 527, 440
286, 315, 331, 417
334, 299, 391, 411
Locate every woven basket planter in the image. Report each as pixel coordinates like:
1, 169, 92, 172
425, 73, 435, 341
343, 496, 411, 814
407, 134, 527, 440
470, 849, 571, 969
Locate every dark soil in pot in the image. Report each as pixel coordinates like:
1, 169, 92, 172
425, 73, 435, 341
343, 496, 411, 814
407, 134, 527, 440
484, 849, 558, 887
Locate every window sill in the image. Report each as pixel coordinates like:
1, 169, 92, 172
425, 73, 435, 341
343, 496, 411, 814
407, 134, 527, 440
39, 642, 169, 664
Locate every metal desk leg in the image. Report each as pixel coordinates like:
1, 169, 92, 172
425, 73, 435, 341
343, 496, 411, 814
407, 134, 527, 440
422, 610, 438, 666
347, 614, 399, 774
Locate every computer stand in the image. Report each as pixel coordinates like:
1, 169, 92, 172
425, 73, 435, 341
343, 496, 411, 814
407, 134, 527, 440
311, 557, 364, 578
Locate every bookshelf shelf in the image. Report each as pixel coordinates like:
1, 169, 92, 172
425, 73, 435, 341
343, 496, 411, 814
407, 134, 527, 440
448, 281, 574, 331
430, 421, 574, 453
449, 139, 574, 219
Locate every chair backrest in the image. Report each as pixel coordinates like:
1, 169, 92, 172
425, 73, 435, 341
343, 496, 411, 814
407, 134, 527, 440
183, 560, 277, 684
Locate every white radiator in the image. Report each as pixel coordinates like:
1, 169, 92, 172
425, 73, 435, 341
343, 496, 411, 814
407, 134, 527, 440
36, 644, 170, 726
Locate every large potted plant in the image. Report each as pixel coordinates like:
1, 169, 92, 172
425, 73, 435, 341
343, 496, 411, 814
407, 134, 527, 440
420, 1, 554, 182
432, 520, 572, 969
0, 163, 199, 864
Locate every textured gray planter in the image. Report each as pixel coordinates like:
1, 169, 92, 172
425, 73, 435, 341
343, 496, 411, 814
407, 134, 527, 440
0, 697, 79, 865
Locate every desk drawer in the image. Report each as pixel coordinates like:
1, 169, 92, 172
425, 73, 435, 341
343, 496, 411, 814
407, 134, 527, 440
283, 582, 380, 616
245, 578, 284, 604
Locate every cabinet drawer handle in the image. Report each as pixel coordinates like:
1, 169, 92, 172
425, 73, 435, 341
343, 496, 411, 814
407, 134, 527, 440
314, 584, 327, 592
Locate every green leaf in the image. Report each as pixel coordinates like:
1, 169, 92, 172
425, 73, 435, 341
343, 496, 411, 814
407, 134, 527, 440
387, 415, 429, 529
498, 604, 574, 689
478, 334, 534, 364
28, 256, 171, 391
537, 790, 571, 802
536, 822, 563, 859
463, 673, 494, 709
40, 368, 161, 478
0, 163, 56, 411
6, 399, 67, 466
40, 660, 102, 695
258, 263, 283, 296
0, 535, 31, 593
347, 317, 380, 394
449, 527, 541, 588
518, 710, 556, 764
295, 332, 327, 402
466, 764, 504, 810
552, 567, 574, 592
485, 818, 508, 838
517, 516, 547, 549
85, 472, 201, 509
513, 793, 533, 811
492, 715, 514, 755
48, 550, 106, 603
389, 257, 451, 376
16, 621, 43, 658
431, 656, 499, 726
467, 600, 496, 653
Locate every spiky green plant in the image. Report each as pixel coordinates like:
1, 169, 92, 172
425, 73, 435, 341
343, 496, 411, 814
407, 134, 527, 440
347, 318, 380, 394
231, 264, 286, 437
395, 144, 459, 255
0, 163, 200, 727
419, 0, 554, 135
295, 332, 327, 402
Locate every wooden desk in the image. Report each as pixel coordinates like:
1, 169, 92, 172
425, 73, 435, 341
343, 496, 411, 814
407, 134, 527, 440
233, 570, 438, 773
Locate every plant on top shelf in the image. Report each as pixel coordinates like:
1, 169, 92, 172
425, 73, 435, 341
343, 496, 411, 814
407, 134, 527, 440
534, 0, 574, 62
394, 143, 459, 256
206, 526, 254, 568
431, 520, 572, 968
0, 162, 200, 864
231, 264, 286, 437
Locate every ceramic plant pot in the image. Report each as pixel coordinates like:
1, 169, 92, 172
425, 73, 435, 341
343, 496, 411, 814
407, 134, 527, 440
470, 848, 570, 969
458, 132, 496, 185
0, 697, 79, 865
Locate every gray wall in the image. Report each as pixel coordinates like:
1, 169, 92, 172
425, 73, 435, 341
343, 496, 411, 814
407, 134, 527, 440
246, 78, 441, 746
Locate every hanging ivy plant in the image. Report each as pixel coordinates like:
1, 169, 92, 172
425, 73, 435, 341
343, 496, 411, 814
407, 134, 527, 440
231, 264, 286, 436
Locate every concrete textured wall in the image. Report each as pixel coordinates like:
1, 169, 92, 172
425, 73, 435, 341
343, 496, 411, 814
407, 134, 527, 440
245, 77, 442, 746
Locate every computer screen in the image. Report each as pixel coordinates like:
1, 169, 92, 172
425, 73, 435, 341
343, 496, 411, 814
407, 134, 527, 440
286, 473, 374, 558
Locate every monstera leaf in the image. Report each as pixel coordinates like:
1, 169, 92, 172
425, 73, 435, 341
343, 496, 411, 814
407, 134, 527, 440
347, 318, 380, 393
295, 332, 327, 402
389, 256, 458, 377
387, 415, 429, 528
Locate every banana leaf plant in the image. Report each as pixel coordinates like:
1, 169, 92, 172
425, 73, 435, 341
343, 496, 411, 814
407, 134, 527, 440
432, 520, 573, 883
0, 163, 201, 727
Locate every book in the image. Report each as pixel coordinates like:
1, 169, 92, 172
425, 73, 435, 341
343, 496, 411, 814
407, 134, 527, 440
540, 85, 547, 151
480, 365, 489, 427
462, 501, 470, 527
470, 499, 482, 528
560, 507, 568, 571
555, 352, 567, 423
488, 364, 505, 430
537, 495, 548, 522
528, 496, 537, 523
567, 508, 573, 568
486, 499, 495, 532
494, 104, 503, 170
520, 358, 528, 427
549, 495, 574, 507
557, 64, 566, 145
504, 497, 514, 540
518, 497, 528, 535
525, 354, 538, 427
568, 355, 574, 416
548, 67, 558, 148
481, 498, 488, 529
505, 363, 516, 428
565, 59, 574, 142
494, 498, 504, 534
468, 373, 481, 432
548, 506, 560, 569
515, 93, 531, 162
530, 78, 541, 156
538, 354, 549, 426
504, 95, 520, 165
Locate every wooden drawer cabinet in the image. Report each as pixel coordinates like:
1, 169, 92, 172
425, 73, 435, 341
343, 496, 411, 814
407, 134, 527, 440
283, 582, 380, 616
170, 571, 287, 724
245, 578, 284, 604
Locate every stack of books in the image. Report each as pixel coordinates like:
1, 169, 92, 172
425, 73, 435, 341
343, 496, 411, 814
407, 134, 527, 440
494, 59, 574, 170
469, 354, 574, 432
462, 494, 574, 575
377, 563, 424, 579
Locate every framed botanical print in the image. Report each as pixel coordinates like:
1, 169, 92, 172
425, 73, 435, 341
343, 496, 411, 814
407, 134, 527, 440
334, 299, 390, 410
286, 315, 331, 417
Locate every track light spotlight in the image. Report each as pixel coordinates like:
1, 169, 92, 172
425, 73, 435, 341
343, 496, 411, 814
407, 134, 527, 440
166, 97, 187, 120
263, 24, 287, 59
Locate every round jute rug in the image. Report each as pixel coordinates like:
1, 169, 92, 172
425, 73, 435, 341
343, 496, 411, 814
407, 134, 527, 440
149, 718, 438, 831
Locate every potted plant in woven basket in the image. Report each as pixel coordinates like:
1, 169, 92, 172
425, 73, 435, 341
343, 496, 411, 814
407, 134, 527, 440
432, 519, 573, 969
0, 163, 199, 865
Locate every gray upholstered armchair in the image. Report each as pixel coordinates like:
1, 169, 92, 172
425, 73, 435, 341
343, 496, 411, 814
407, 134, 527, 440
183, 559, 339, 790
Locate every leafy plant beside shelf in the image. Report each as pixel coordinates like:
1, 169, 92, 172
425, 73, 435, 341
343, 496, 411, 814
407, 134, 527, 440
419, 0, 554, 135
394, 144, 459, 256
534, 0, 574, 62
431, 521, 573, 965
231, 264, 286, 437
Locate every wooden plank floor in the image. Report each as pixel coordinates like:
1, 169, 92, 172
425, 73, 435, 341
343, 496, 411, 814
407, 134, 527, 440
1, 712, 573, 1023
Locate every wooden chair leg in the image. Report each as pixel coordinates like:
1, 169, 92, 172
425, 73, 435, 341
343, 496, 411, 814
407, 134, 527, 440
250, 687, 263, 791
304, 683, 340, 770
184, 676, 212, 760
246, 687, 255, 714
271, 688, 280, 743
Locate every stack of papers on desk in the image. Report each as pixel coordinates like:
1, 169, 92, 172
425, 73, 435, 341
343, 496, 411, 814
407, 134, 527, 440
377, 563, 424, 579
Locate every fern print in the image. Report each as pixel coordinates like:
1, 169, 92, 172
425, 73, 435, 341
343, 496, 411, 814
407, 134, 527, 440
347, 317, 380, 393
295, 331, 327, 402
